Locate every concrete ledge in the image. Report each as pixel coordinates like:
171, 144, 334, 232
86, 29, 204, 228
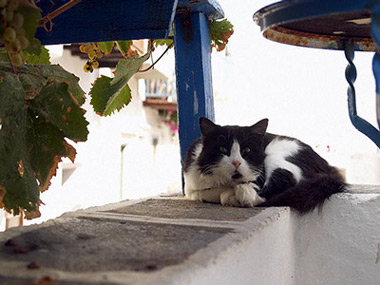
0, 186, 379, 284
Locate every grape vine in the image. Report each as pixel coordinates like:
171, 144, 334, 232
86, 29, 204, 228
0, 0, 234, 219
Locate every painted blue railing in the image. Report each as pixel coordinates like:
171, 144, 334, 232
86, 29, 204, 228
145, 79, 174, 99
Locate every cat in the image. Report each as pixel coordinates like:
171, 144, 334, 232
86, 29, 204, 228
183, 117, 346, 214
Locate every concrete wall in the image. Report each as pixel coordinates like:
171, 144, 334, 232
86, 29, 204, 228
295, 192, 380, 285
167, 190, 380, 285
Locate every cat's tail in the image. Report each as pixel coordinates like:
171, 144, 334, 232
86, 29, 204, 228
257, 172, 346, 215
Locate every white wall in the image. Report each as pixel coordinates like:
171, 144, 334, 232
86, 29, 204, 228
295, 192, 380, 285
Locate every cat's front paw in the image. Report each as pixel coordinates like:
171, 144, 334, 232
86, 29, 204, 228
220, 190, 240, 207
235, 183, 265, 207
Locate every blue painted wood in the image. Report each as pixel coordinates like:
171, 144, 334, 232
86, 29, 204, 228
174, 12, 215, 165
178, 0, 224, 19
254, 0, 372, 34
36, 0, 178, 45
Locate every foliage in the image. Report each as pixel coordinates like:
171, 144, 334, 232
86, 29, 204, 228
209, 18, 234, 52
88, 41, 151, 116
0, 0, 234, 219
0, 63, 88, 218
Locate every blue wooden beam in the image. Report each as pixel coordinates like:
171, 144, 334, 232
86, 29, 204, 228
174, 11, 215, 166
178, 0, 224, 19
36, 0, 178, 45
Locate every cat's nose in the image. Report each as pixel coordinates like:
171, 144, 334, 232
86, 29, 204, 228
232, 161, 241, 169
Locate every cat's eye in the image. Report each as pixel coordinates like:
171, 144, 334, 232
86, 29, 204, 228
219, 146, 228, 154
242, 147, 251, 154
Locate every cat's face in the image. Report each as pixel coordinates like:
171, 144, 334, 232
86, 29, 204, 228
197, 117, 268, 186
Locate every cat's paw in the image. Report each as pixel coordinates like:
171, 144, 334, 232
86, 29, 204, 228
220, 190, 240, 207
234, 183, 265, 207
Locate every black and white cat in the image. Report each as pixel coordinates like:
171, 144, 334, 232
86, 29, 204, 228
183, 117, 346, 214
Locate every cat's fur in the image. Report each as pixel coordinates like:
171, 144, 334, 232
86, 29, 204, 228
183, 117, 346, 214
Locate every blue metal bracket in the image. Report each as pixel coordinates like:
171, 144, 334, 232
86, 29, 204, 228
344, 40, 380, 148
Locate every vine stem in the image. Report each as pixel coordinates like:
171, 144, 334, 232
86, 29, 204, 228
38, 0, 82, 32
7, 53, 17, 74
138, 41, 174, 72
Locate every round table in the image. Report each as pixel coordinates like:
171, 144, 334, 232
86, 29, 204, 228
254, 0, 380, 148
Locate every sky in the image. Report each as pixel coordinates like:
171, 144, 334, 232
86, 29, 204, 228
208, 0, 379, 155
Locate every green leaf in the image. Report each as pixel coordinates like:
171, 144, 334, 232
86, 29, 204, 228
98, 41, 114, 55
22, 41, 51, 65
0, 71, 40, 217
116, 40, 132, 55
90, 50, 150, 116
17, 3, 41, 41
17, 3, 43, 64
27, 109, 76, 192
154, 39, 174, 49
31, 82, 89, 142
0, 49, 8, 62
0, 63, 85, 105
209, 18, 234, 52
90, 76, 131, 116
112, 52, 150, 86
0, 63, 89, 219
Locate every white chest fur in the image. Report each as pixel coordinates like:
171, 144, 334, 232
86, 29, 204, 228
264, 138, 303, 184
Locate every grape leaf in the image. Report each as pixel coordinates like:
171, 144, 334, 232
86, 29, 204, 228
112, 52, 149, 85
0, 63, 85, 105
0, 63, 89, 219
154, 39, 174, 49
18, 2, 43, 63
17, 1, 41, 39
0, 49, 8, 62
90, 76, 131, 116
209, 18, 234, 52
31, 82, 89, 142
98, 41, 114, 55
22, 42, 51, 65
90, 50, 149, 116
27, 108, 76, 192
0, 71, 40, 218
116, 40, 132, 56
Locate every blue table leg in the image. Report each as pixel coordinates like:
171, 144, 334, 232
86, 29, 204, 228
372, 53, 380, 130
344, 40, 380, 148
174, 10, 215, 191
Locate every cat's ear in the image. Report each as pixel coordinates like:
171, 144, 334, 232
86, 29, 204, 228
199, 117, 218, 136
250, 118, 268, 135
